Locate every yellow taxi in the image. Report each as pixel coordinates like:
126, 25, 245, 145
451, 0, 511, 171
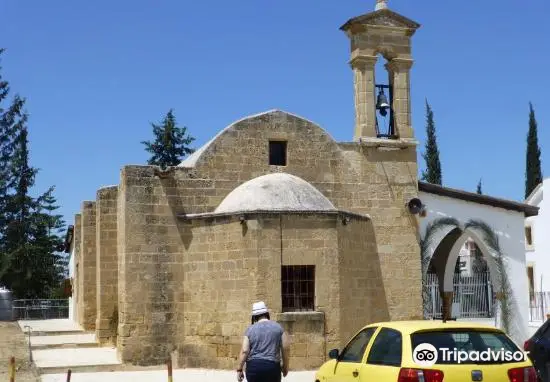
314, 320, 537, 382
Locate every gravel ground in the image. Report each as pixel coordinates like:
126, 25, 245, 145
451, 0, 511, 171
0, 322, 40, 382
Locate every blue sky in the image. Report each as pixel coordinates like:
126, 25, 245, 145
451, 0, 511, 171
1, 0, 548, 228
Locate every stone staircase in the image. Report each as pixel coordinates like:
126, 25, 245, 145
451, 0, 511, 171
18, 319, 124, 375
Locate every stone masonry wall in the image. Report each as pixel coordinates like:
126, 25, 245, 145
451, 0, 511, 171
74, 214, 82, 325
276, 312, 325, 371
80, 202, 97, 330
117, 166, 189, 365
117, 173, 127, 352
117, 165, 248, 365
96, 186, 118, 345
183, 111, 353, 212
277, 215, 339, 370
182, 111, 422, 322
337, 218, 389, 345
114, 109, 422, 366
177, 216, 258, 369
177, 214, 339, 371
358, 146, 422, 321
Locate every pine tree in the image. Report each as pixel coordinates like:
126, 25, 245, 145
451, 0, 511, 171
29, 188, 67, 297
141, 109, 195, 169
2, 125, 37, 296
3, 127, 66, 298
525, 102, 543, 199
0, 49, 66, 297
0, 49, 24, 282
421, 100, 442, 185
477, 179, 483, 194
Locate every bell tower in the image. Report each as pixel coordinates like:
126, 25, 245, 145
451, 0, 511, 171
341, 1, 420, 143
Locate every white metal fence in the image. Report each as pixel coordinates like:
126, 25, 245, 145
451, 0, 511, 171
12, 299, 69, 320
529, 291, 550, 322
424, 272, 494, 319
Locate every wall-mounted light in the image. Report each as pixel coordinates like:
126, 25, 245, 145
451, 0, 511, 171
342, 216, 351, 225
239, 215, 247, 224
407, 198, 427, 217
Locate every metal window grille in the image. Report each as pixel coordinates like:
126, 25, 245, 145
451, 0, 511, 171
529, 291, 550, 322
281, 265, 315, 312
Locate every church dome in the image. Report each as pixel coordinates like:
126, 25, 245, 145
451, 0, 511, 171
215, 173, 336, 214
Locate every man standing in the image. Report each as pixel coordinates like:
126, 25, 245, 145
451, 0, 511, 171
237, 301, 290, 382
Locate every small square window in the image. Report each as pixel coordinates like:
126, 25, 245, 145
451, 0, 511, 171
281, 265, 314, 312
269, 141, 287, 166
527, 266, 534, 294
525, 226, 533, 246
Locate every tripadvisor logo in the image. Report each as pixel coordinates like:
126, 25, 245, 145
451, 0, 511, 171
412, 343, 439, 366
412, 343, 530, 366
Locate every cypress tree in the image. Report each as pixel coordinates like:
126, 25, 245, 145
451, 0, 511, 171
525, 102, 543, 199
477, 179, 483, 194
421, 100, 442, 185
141, 109, 195, 169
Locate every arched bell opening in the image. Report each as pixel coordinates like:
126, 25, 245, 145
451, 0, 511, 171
373, 53, 396, 139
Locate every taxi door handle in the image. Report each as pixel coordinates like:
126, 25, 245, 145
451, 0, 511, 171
352, 369, 359, 377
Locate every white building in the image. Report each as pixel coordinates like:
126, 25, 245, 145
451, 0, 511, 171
64, 225, 76, 322
419, 182, 538, 344
457, 239, 483, 277
525, 179, 550, 294
525, 179, 550, 324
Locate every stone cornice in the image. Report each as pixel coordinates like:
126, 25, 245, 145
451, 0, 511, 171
341, 8, 421, 35
359, 137, 418, 149
387, 58, 414, 71
178, 209, 371, 222
349, 55, 378, 69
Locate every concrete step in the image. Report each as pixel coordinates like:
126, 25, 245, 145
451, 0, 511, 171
38, 363, 169, 375
29, 329, 87, 336
38, 363, 127, 375
32, 347, 123, 375
32, 342, 99, 350
18, 319, 86, 336
28, 333, 98, 349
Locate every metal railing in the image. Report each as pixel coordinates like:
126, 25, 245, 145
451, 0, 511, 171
424, 272, 495, 319
12, 299, 69, 320
529, 291, 550, 322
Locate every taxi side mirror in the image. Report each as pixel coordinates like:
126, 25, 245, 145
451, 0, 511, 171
328, 349, 339, 359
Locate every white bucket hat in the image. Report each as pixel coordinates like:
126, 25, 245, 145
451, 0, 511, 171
251, 301, 269, 316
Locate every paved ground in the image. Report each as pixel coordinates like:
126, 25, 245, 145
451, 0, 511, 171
41, 369, 317, 382
0, 322, 40, 382
11, 319, 317, 381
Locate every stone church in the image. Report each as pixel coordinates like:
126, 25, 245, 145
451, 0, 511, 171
63, 0, 535, 370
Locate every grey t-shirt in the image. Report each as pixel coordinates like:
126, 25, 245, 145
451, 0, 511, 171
245, 320, 284, 363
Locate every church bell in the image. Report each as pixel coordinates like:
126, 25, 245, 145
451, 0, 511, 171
376, 88, 390, 116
